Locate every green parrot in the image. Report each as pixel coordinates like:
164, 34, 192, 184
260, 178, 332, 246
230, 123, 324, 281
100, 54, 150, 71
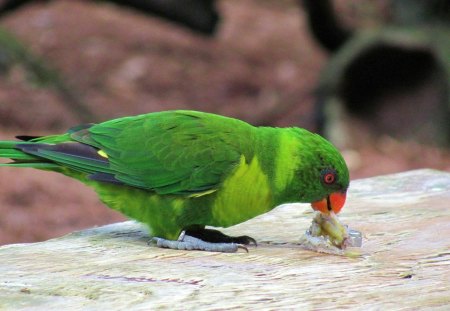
0, 110, 349, 252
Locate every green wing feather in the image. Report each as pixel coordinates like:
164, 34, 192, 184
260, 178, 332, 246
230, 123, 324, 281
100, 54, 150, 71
2, 111, 254, 196
81, 110, 250, 194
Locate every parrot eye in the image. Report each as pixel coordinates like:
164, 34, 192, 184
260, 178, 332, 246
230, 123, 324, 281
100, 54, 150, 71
321, 169, 336, 185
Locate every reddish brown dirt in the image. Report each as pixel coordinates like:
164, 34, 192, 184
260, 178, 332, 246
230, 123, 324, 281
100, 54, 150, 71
1, 0, 449, 245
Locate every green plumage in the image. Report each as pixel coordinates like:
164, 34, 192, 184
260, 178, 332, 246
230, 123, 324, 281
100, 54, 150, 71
0, 110, 349, 242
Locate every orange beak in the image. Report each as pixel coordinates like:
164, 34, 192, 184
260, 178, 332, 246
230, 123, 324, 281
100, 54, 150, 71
311, 191, 347, 215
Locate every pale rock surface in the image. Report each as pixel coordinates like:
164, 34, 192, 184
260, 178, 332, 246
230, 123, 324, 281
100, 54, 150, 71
0, 169, 449, 310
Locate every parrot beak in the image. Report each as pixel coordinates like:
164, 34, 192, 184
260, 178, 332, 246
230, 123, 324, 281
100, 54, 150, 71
311, 191, 347, 215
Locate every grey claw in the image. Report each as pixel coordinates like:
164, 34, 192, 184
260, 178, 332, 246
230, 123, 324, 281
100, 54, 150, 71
247, 237, 258, 247
237, 244, 249, 253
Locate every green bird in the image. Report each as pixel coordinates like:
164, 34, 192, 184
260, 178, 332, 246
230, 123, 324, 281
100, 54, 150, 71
0, 110, 349, 252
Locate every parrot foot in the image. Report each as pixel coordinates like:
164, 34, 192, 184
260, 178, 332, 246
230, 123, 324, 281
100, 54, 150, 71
184, 228, 257, 247
150, 233, 248, 253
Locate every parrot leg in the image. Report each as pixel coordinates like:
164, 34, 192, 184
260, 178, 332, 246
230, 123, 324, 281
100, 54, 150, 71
184, 228, 257, 247
150, 231, 250, 253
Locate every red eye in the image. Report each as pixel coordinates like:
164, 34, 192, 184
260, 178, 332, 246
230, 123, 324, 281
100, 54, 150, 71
323, 173, 335, 184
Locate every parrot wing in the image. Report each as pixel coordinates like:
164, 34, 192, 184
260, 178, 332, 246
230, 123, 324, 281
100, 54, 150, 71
70, 111, 246, 195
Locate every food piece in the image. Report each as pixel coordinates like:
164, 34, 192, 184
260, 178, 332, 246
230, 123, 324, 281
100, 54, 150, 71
299, 212, 362, 256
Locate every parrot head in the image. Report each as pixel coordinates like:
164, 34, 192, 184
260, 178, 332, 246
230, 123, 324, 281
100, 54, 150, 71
309, 144, 349, 215
292, 130, 350, 215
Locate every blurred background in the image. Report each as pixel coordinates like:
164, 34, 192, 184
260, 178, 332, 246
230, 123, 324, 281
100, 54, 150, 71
0, 0, 449, 245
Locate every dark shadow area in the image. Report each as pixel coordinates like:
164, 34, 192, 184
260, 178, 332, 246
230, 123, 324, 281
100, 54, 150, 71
0, 0, 219, 35
339, 44, 442, 116
336, 43, 449, 145
301, 0, 351, 52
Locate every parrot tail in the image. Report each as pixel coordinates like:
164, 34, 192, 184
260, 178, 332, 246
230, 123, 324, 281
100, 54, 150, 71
0, 138, 60, 170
